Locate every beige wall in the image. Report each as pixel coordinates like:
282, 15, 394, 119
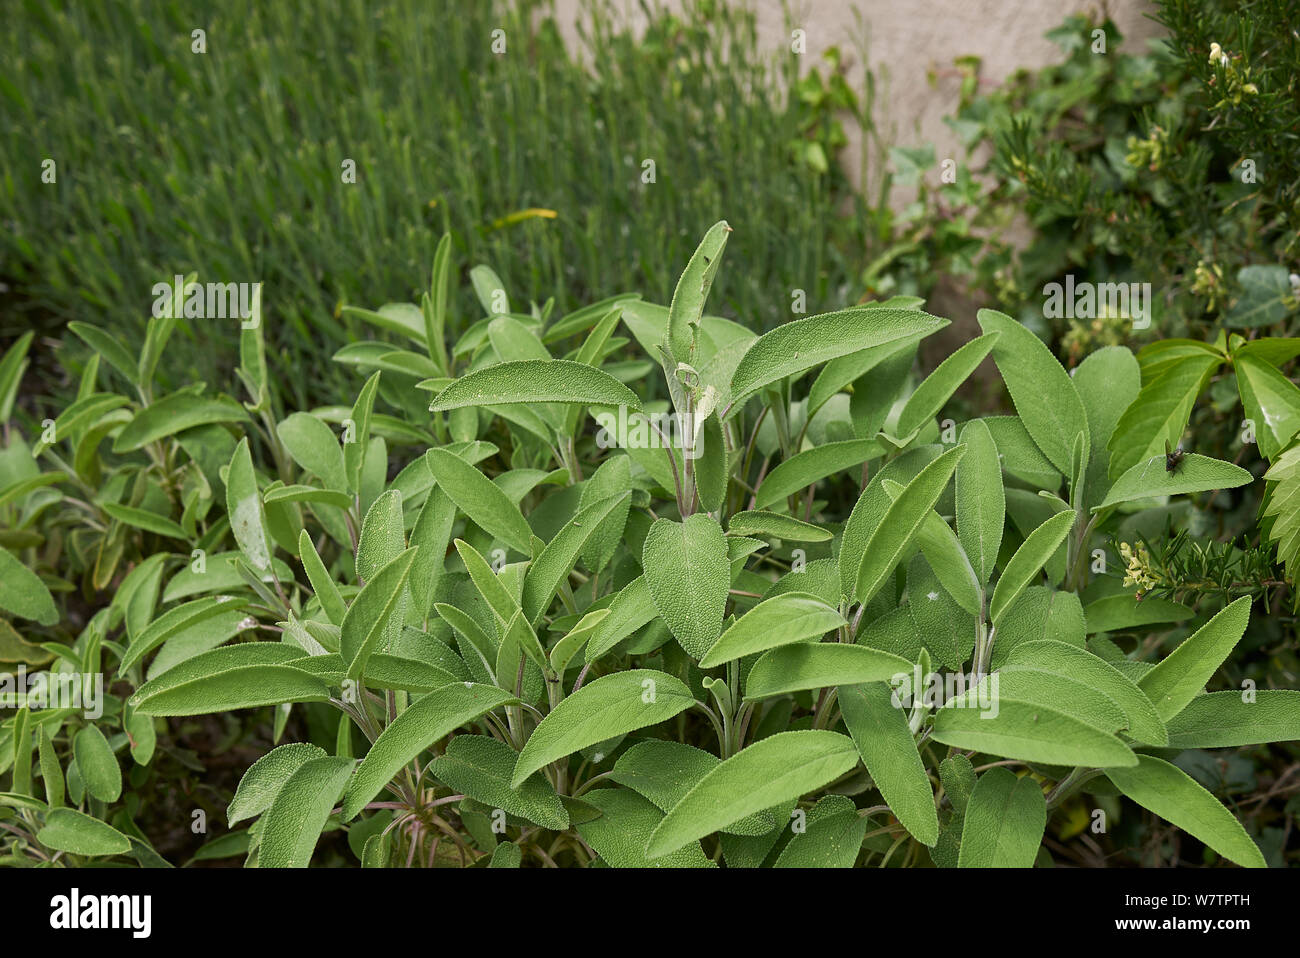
551, 0, 1163, 197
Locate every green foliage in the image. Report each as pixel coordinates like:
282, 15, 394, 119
1, 0, 873, 411
4, 221, 1292, 868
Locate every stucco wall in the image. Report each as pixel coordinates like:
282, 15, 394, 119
551, 0, 1164, 196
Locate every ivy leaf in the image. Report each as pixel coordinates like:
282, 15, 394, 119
1225, 264, 1295, 329
1234, 354, 1300, 461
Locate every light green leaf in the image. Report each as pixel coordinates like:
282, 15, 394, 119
584, 576, 658, 662
130, 645, 330, 716
226, 437, 271, 571
113, 393, 249, 452
1137, 596, 1251, 722
853, 445, 965, 604
956, 419, 1004, 584
101, 501, 186, 539
989, 510, 1075, 625
579, 788, 716, 867
228, 742, 327, 825
699, 593, 844, 668
342, 682, 518, 820
1005, 640, 1168, 745
641, 515, 729, 659
607, 740, 774, 836
645, 730, 858, 859
429, 359, 641, 412
1096, 454, 1253, 511
957, 767, 1045, 867
772, 796, 868, 868
977, 309, 1089, 476
522, 491, 631, 624
0, 547, 58, 625
882, 480, 982, 617
931, 697, 1137, 767
298, 530, 347, 626
341, 547, 418, 681
511, 669, 693, 787
1083, 592, 1193, 633
896, 332, 999, 438
1106, 755, 1265, 868
430, 735, 568, 830
38, 808, 131, 857
754, 439, 882, 511
727, 510, 831, 543
729, 308, 947, 413
426, 448, 532, 554
745, 643, 913, 700
120, 595, 247, 673
666, 220, 730, 362
277, 413, 347, 491
839, 682, 939, 845
258, 755, 355, 867
1108, 354, 1218, 480
72, 725, 121, 803
1166, 690, 1300, 748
